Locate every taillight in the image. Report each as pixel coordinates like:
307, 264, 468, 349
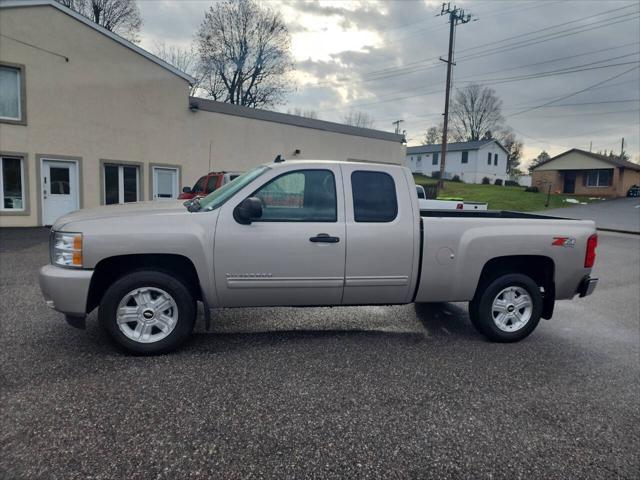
456, 203, 463, 210
584, 233, 598, 268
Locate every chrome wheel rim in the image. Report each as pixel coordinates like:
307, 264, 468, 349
116, 287, 178, 343
491, 286, 533, 332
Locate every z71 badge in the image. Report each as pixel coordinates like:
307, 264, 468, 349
552, 237, 576, 248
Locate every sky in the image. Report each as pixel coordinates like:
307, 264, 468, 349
137, 0, 640, 167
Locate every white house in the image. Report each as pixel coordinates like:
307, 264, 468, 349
405, 140, 509, 184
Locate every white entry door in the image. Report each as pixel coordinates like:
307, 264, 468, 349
41, 159, 79, 225
152, 167, 178, 200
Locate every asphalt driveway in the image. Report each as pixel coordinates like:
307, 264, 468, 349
537, 197, 640, 233
1, 228, 638, 479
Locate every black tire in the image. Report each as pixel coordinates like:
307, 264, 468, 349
468, 273, 542, 343
99, 270, 196, 354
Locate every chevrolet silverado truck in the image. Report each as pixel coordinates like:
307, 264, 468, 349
39, 160, 598, 354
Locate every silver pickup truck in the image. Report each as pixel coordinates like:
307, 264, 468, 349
39, 160, 598, 354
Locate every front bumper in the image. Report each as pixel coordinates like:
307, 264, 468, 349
578, 276, 598, 298
39, 264, 93, 316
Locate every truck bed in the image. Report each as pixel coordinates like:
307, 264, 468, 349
414, 211, 595, 304
419, 209, 572, 220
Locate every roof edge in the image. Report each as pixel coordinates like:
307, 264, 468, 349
531, 148, 640, 171
407, 139, 508, 154
190, 97, 405, 143
0, 0, 195, 84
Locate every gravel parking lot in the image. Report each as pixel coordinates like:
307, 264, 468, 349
1, 228, 638, 479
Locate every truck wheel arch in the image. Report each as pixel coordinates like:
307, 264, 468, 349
86, 254, 202, 314
474, 255, 555, 319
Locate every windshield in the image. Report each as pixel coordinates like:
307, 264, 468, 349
198, 165, 270, 211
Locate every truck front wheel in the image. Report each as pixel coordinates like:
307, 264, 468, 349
469, 273, 542, 342
99, 271, 196, 354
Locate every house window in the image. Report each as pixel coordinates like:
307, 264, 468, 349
104, 164, 139, 204
433, 152, 439, 164
0, 156, 25, 211
586, 169, 612, 187
0, 65, 25, 123
462, 151, 469, 164
487, 152, 492, 165
494, 153, 498, 166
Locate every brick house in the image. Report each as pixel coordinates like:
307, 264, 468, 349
531, 149, 640, 197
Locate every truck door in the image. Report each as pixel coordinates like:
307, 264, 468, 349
213, 166, 346, 307
340, 164, 417, 305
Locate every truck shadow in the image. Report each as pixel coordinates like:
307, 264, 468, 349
413, 302, 479, 340
186, 302, 480, 353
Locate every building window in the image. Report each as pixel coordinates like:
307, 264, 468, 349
0, 65, 25, 123
253, 170, 337, 222
585, 169, 612, 187
352, 171, 397, 223
462, 151, 469, 164
0, 156, 25, 211
494, 153, 498, 166
104, 164, 139, 204
487, 152, 492, 165
433, 152, 439, 164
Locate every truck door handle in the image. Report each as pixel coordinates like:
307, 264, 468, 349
310, 233, 340, 243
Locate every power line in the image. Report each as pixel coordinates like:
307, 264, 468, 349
317, 57, 639, 114
309, 9, 639, 96
455, 41, 639, 82
507, 65, 640, 117
336, 3, 638, 84
519, 108, 639, 118
461, 58, 640, 87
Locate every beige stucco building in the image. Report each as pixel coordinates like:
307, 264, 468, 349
0, 0, 405, 227
531, 149, 640, 198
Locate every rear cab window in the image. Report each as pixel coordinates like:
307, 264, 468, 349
351, 170, 398, 222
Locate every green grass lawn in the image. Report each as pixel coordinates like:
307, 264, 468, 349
414, 175, 603, 212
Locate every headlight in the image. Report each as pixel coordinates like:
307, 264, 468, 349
50, 231, 83, 268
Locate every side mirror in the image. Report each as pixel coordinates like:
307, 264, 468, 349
234, 197, 263, 225
182, 186, 192, 193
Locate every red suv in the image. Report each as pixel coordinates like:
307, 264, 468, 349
178, 172, 241, 200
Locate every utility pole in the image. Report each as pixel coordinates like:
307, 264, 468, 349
392, 119, 404, 134
589, 141, 592, 152
621, 137, 625, 158
437, 3, 472, 189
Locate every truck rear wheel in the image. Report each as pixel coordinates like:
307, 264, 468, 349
469, 273, 542, 342
99, 271, 196, 354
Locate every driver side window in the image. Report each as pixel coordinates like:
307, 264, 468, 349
253, 169, 337, 222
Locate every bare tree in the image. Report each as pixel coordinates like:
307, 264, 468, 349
56, 0, 142, 42
287, 108, 319, 119
342, 110, 375, 129
196, 0, 293, 108
451, 84, 504, 141
152, 43, 202, 95
423, 124, 443, 145
495, 128, 523, 173
528, 151, 550, 172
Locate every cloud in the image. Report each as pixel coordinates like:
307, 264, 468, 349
137, 0, 640, 161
